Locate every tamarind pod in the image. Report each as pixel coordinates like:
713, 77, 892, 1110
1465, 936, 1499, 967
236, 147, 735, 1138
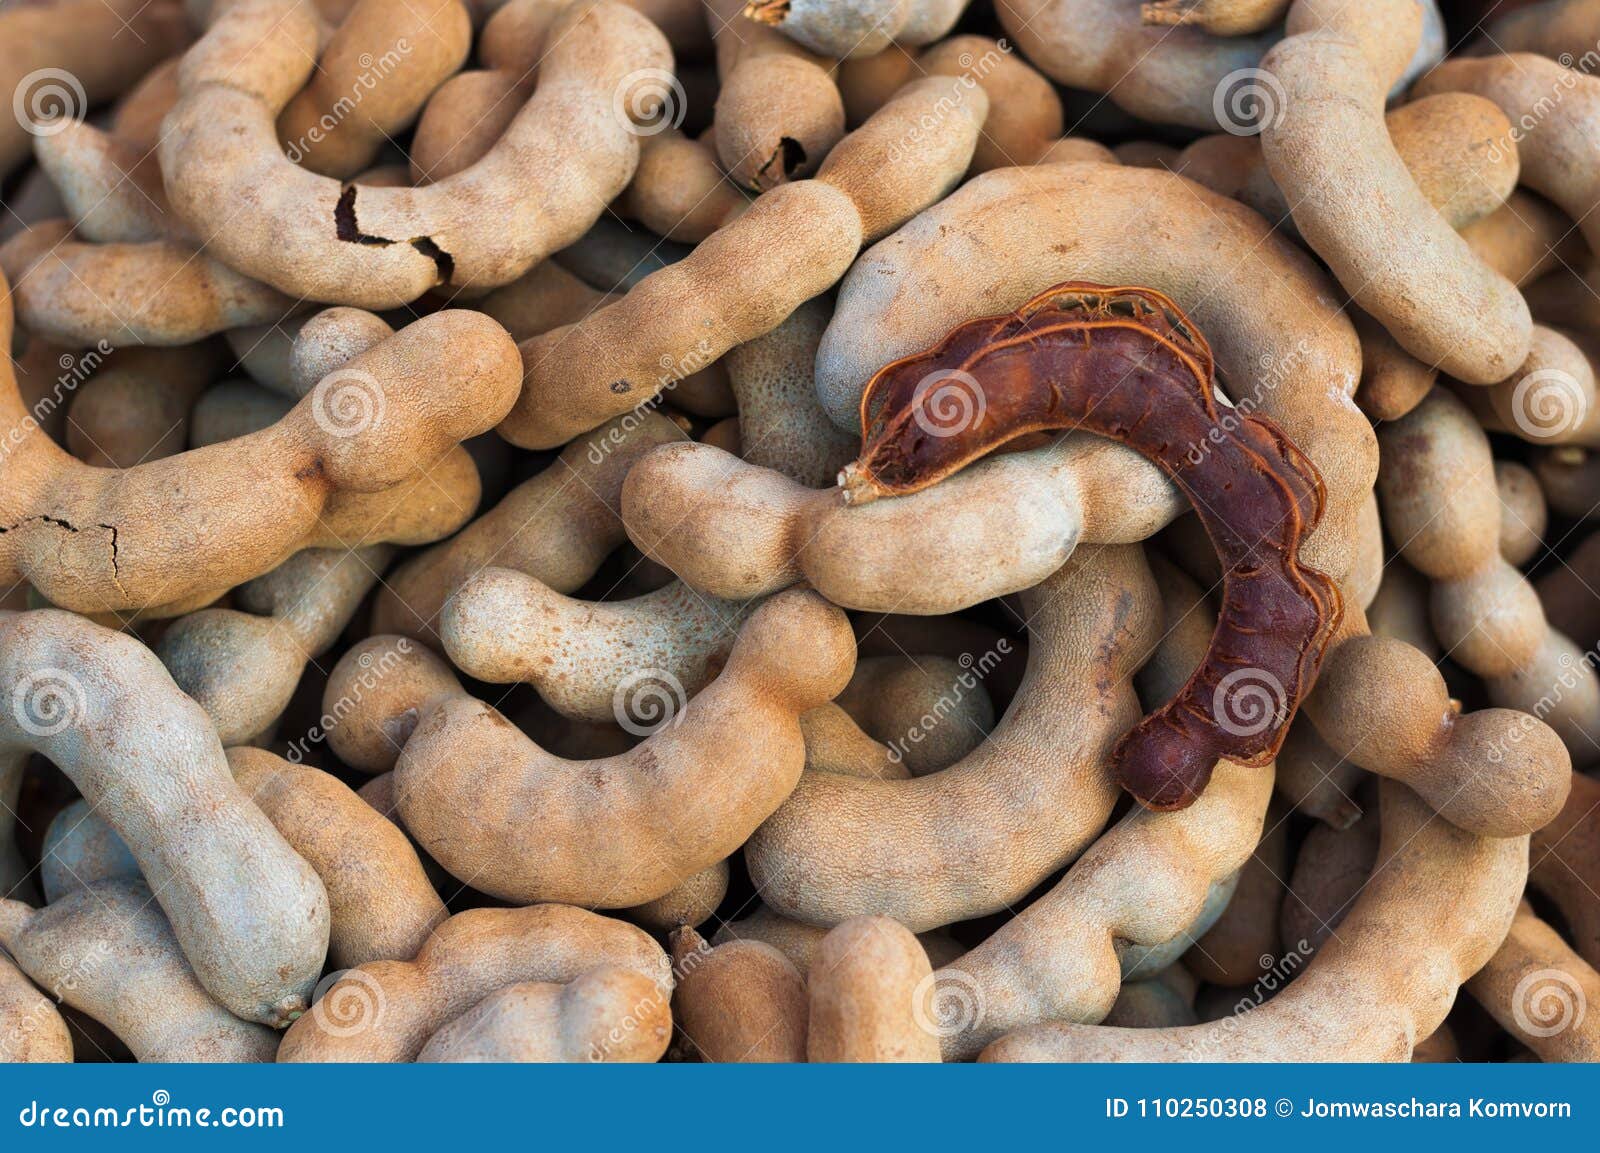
1302, 635, 1572, 837
1280, 807, 1379, 958
842, 283, 1340, 810
396, 588, 855, 906
746, 546, 1160, 931
622, 435, 1179, 613
474, 261, 612, 341
0, 609, 331, 1025
556, 217, 693, 290
710, 905, 963, 975
0, 291, 520, 615
39, 798, 139, 902
995, 0, 1281, 130
747, 0, 969, 57
1186, 805, 1288, 986
1465, 192, 1584, 287
1537, 529, 1600, 649
1467, 902, 1600, 1062
1353, 308, 1436, 422
921, 557, 1271, 1059
278, 903, 671, 1061
110, 57, 182, 151
1260, 0, 1531, 385
622, 859, 729, 931
1365, 558, 1438, 662
65, 342, 226, 468
0, 881, 279, 1061
502, 72, 987, 449
33, 121, 174, 245
289, 308, 396, 394
1498, 462, 1550, 567
836, 43, 920, 122
981, 781, 1528, 1062
1529, 771, 1600, 969
800, 703, 912, 780
853, 612, 1025, 703
670, 925, 808, 1062
1532, 445, 1600, 519
1481, 1, 1600, 71
916, 36, 1063, 173
0, 950, 72, 1063
0, 222, 304, 348
0, 0, 189, 179
371, 409, 685, 644
442, 567, 758, 723
621, 129, 749, 242
725, 296, 854, 486
1142, 0, 1288, 35
419, 966, 671, 1062
322, 636, 464, 773
709, 0, 846, 192
834, 654, 993, 776
278, 0, 471, 178
162, 0, 673, 305
808, 916, 941, 1062
1470, 327, 1600, 449
1104, 980, 1200, 1029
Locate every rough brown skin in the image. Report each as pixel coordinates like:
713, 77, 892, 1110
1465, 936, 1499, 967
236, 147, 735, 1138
1142, 0, 1288, 34
278, 904, 670, 1062
1529, 772, 1600, 971
808, 916, 942, 1062
842, 283, 1340, 811
1466, 902, 1600, 1063
1186, 804, 1288, 986
64, 344, 225, 469
670, 926, 808, 1062
0, 951, 73, 1063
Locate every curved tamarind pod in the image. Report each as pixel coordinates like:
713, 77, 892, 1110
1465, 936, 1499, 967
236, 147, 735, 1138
65, 343, 225, 468
996, 0, 1280, 129
396, 588, 855, 905
1260, 0, 1530, 384
921, 558, 1272, 1059
1185, 805, 1288, 985
815, 163, 1370, 600
158, 546, 392, 745
0, 951, 73, 1063
0, 609, 331, 1025
34, 120, 174, 245
289, 308, 396, 395
1498, 461, 1549, 566
800, 704, 911, 780
808, 916, 941, 1062
710, 0, 846, 192
1538, 529, 1600, 650
1142, 0, 1288, 35
670, 925, 808, 1062
842, 283, 1340, 810
835, 654, 994, 776
746, 0, 969, 57
322, 636, 464, 773
726, 296, 855, 487
1379, 390, 1600, 761
621, 129, 749, 242
278, 903, 670, 1062
746, 546, 1160, 930
710, 905, 964, 975
1467, 902, 1600, 1063
39, 798, 139, 903
419, 965, 670, 1062
1529, 771, 1600, 969
278, 0, 470, 178
0, 881, 279, 1061
501, 72, 987, 448
916, 36, 1063, 173
372, 409, 685, 643
0, 287, 519, 615
982, 781, 1527, 1062
442, 566, 758, 723
621, 859, 729, 931
0, 222, 302, 348
1303, 635, 1571, 837
0, 0, 189, 179
1281, 808, 1378, 958
162, 0, 671, 305
1416, 54, 1600, 257
623, 435, 1179, 613
229, 749, 447, 968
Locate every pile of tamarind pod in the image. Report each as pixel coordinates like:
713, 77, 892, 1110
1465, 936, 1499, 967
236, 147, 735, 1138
4, 0, 1600, 1066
